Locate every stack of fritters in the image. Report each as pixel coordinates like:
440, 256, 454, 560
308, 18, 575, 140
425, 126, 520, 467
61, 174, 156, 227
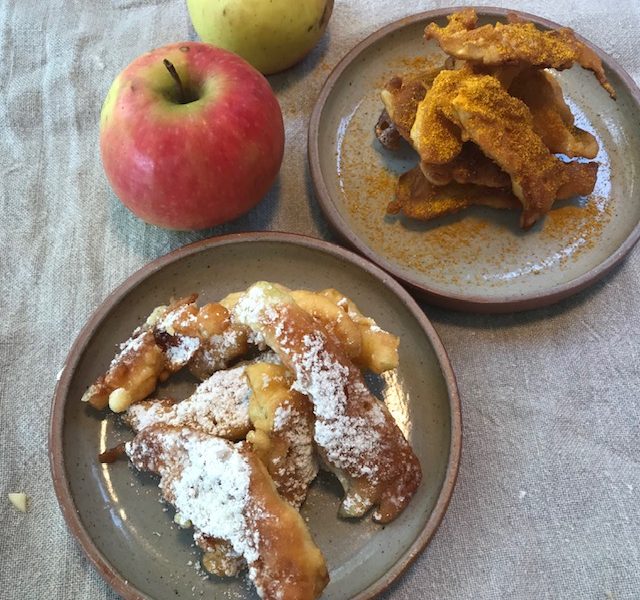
377, 9, 615, 229
85, 283, 421, 600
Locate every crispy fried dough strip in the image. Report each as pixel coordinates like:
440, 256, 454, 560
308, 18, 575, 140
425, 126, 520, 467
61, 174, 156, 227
124, 365, 252, 440
126, 425, 328, 600
379, 69, 440, 142
245, 362, 318, 509
450, 75, 596, 227
232, 282, 422, 523
508, 69, 598, 159
388, 165, 519, 221
82, 296, 248, 412
555, 161, 599, 200
317, 288, 399, 374
291, 290, 362, 360
81, 296, 199, 411
410, 69, 469, 164
123, 398, 177, 431
123, 365, 268, 580
425, 9, 615, 98
420, 143, 511, 188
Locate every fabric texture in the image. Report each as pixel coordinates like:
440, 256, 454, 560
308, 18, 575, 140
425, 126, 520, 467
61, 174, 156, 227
1, 0, 639, 598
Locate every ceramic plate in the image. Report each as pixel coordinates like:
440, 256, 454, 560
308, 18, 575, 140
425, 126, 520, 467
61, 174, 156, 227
309, 7, 640, 312
50, 232, 461, 600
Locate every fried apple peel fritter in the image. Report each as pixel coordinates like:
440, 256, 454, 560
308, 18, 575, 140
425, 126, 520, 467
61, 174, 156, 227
379, 69, 441, 142
388, 165, 519, 221
232, 282, 422, 524
509, 69, 599, 159
123, 365, 253, 440
81, 295, 248, 413
409, 68, 471, 164
555, 160, 599, 200
91, 281, 426, 597
245, 362, 319, 510
316, 288, 400, 375
81, 295, 201, 412
449, 75, 596, 227
126, 425, 329, 600
425, 9, 615, 99
372, 11, 613, 230
420, 142, 511, 188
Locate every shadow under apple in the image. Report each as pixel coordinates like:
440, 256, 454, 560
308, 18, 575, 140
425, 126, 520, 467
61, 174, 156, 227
107, 175, 282, 261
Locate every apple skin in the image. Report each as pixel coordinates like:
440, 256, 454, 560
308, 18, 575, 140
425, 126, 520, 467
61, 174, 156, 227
186, 0, 333, 75
100, 42, 284, 230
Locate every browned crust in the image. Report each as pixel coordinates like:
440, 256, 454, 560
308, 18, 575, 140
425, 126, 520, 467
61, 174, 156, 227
253, 300, 422, 523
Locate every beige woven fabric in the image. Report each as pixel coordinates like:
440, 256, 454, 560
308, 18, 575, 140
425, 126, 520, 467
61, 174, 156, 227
1, 0, 639, 598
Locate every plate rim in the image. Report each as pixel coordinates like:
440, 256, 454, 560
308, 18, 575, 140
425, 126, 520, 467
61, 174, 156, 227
49, 231, 462, 600
308, 5, 640, 313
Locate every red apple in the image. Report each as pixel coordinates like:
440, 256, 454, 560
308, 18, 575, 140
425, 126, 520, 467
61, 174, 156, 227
99, 42, 284, 230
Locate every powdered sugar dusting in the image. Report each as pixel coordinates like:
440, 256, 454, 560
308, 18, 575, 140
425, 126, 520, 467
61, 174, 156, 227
165, 336, 200, 367
247, 330, 267, 349
168, 437, 259, 564
233, 284, 276, 327
110, 333, 145, 368
289, 333, 382, 479
126, 401, 174, 432
199, 328, 244, 371
178, 367, 251, 436
125, 366, 251, 438
256, 350, 281, 365
272, 402, 318, 507
235, 284, 384, 480
119, 333, 145, 354
158, 307, 196, 335
291, 332, 350, 420
272, 405, 292, 430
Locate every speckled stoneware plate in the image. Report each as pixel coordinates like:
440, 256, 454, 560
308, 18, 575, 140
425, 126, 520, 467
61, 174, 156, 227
50, 232, 461, 600
309, 7, 640, 312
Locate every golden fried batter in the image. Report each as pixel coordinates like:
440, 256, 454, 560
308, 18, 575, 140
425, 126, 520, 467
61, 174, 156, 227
388, 165, 519, 221
233, 283, 422, 524
126, 425, 329, 600
291, 290, 362, 360
81, 296, 199, 412
379, 69, 441, 143
425, 9, 615, 98
317, 288, 400, 375
245, 362, 318, 509
82, 296, 247, 412
450, 75, 596, 227
420, 143, 510, 188
409, 68, 472, 164
509, 69, 598, 158
123, 365, 253, 441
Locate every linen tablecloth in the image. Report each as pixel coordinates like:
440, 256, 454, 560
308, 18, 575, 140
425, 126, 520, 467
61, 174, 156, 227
1, 0, 639, 598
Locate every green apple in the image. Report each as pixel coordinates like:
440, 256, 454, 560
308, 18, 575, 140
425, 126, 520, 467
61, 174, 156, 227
186, 0, 333, 75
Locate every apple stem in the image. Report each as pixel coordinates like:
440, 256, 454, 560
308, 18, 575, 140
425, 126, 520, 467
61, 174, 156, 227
163, 58, 187, 104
